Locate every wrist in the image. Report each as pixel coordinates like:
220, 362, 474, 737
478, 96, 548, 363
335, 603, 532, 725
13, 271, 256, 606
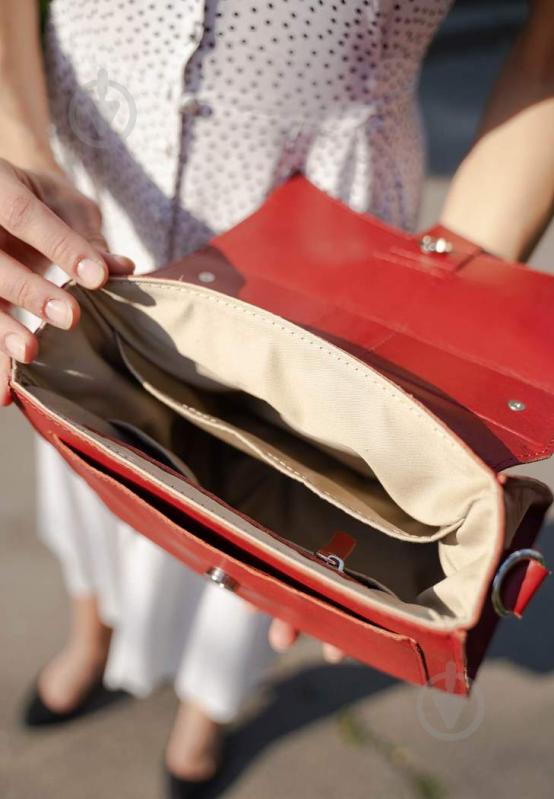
0, 110, 60, 174
0, 135, 60, 175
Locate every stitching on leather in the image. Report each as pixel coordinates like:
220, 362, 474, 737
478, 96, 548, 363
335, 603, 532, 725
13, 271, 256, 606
126, 276, 554, 399
118, 333, 440, 541
114, 280, 490, 473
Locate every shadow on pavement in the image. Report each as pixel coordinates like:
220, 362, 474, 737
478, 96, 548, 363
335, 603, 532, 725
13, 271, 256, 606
205, 664, 395, 797
208, 521, 554, 797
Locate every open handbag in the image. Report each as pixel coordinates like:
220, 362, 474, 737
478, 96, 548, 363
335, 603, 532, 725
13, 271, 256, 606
11, 175, 554, 695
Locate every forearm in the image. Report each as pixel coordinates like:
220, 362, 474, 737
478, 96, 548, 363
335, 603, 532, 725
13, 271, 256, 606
440, 7, 554, 262
0, 0, 58, 171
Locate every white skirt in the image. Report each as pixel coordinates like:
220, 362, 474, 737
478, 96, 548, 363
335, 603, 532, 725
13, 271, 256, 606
28, 150, 282, 722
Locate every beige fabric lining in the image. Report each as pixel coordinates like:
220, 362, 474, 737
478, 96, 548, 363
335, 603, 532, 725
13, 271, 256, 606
15, 276, 548, 625
116, 336, 447, 542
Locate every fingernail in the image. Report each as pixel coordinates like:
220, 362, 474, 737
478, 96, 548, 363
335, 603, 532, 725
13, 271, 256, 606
76, 258, 106, 288
4, 334, 27, 361
324, 646, 344, 663
45, 299, 73, 329
270, 633, 293, 653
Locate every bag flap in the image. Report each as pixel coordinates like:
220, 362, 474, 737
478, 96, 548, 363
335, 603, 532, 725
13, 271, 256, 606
155, 175, 554, 471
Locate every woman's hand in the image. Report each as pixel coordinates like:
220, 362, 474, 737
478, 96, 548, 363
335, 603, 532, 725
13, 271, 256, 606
0, 158, 134, 406
268, 618, 345, 663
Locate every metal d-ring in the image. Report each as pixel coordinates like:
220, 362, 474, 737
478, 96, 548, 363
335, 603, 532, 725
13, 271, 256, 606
491, 549, 546, 618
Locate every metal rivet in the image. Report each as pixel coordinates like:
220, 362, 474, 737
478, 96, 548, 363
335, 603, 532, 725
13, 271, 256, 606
198, 271, 215, 284
205, 567, 238, 592
507, 399, 526, 412
420, 235, 453, 255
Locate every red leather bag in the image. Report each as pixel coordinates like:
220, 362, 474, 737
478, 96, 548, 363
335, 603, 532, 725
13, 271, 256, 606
12, 176, 553, 695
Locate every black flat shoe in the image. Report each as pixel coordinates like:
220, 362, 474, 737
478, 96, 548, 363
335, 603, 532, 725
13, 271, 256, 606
164, 737, 228, 799
165, 769, 223, 799
23, 678, 129, 728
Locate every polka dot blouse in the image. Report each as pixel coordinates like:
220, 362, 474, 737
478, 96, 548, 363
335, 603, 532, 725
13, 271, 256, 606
43, 0, 453, 267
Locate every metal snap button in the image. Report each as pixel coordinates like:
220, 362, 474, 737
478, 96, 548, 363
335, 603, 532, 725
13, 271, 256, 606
507, 399, 526, 412
420, 235, 453, 255
205, 567, 238, 592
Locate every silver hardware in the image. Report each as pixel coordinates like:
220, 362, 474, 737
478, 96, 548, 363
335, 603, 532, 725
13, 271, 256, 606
205, 567, 238, 592
420, 235, 453, 255
190, 21, 204, 43
491, 549, 547, 617
198, 271, 216, 284
316, 552, 345, 572
179, 93, 201, 115
507, 399, 526, 412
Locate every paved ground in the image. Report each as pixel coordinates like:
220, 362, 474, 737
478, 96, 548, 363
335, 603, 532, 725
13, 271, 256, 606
2, 4, 554, 797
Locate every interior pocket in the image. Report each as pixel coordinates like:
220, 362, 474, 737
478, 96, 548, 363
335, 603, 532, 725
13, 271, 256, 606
116, 335, 444, 544
108, 419, 199, 483
106, 407, 444, 603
